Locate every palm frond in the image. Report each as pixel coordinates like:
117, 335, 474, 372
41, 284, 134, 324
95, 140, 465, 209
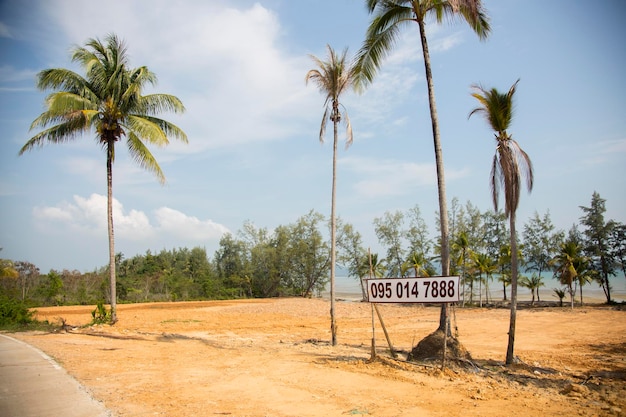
354, 3, 412, 89
319, 106, 329, 143
126, 131, 166, 184
343, 109, 353, 148
138, 94, 186, 116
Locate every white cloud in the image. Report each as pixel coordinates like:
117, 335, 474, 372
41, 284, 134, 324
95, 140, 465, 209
154, 207, 230, 241
43, 1, 316, 156
33, 193, 229, 243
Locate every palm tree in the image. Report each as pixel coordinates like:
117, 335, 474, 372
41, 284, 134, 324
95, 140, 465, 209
573, 256, 592, 305
468, 79, 533, 365
452, 231, 471, 306
497, 244, 512, 300
354, 0, 490, 333
401, 251, 434, 277
551, 241, 579, 310
20, 35, 187, 323
519, 274, 544, 305
472, 252, 496, 307
306, 45, 355, 346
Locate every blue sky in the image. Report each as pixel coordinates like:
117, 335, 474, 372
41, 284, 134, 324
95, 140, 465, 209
1, 0, 625, 273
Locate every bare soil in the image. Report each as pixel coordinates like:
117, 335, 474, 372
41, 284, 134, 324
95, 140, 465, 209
9, 298, 626, 416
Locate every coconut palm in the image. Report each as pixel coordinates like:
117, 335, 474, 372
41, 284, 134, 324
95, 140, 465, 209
471, 252, 496, 307
20, 34, 187, 323
573, 256, 592, 305
354, 0, 490, 332
519, 274, 544, 305
306, 45, 355, 346
551, 241, 579, 310
468, 79, 533, 364
401, 251, 435, 278
452, 231, 471, 306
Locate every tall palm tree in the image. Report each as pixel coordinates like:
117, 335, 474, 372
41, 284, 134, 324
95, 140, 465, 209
354, 0, 490, 332
306, 45, 355, 346
469, 79, 533, 364
20, 34, 187, 323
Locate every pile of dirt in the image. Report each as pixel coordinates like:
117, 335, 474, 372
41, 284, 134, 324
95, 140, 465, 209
407, 330, 472, 363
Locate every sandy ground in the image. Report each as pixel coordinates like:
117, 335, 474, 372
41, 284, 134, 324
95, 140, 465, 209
7, 298, 626, 417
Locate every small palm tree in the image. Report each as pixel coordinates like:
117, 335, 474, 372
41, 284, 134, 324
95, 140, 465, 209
553, 288, 566, 307
469, 79, 533, 364
402, 251, 434, 278
472, 252, 496, 307
20, 34, 187, 323
452, 231, 471, 306
306, 44, 355, 346
354, 0, 490, 333
551, 241, 579, 310
519, 274, 544, 305
359, 252, 386, 279
573, 256, 592, 305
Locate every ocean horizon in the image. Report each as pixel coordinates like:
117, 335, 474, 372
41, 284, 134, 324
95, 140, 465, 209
323, 272, 626, 303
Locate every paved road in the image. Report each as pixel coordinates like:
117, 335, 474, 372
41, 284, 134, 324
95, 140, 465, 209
0, 333, 112, 417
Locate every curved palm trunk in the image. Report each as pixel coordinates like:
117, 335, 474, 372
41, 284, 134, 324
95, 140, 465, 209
330, 110, 338, 346
505, 212, 518, 364
418, 20, 450, 333
107, 143, 118, 324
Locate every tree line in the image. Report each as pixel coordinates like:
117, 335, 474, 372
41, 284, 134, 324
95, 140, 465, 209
2, 192, 624, 309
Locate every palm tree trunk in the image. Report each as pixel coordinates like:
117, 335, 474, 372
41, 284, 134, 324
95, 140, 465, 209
506, 212, 518, 364
579, 281, 584, 306
107, 142, 118, 324
330, 113, 338, 346
479, 274, 482, 307
418, 20, 450, 333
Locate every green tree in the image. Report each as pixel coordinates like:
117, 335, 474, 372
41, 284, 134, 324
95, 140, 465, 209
287, 211, 331, 299
579, 192, 616, 303
373, 210, 405, 277
469, 79, 533, 365
20, 35, 187, 322
402, 251, 435, 278
552, 241, 579, 310
336, 219, 368, 298
471, 252, 496, 307
452, 231, 471, 306
214, 234, 248, 297
482, 210, 508, 261
355, 0, 490, 333
519, 274, 544, 305
608, 222, 626, 281
405, 205, 432, 257
359, 252, 386, 279
306, 45, 355, 346
522, 211, 564, 283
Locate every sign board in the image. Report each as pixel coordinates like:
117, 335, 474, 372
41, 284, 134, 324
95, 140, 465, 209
365, 276, 460, 303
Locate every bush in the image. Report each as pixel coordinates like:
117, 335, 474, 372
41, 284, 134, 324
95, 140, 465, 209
0, 295, 35, 327
91, 301, 111, 324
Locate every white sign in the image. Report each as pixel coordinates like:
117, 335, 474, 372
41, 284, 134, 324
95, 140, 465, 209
365, 276, 460, 303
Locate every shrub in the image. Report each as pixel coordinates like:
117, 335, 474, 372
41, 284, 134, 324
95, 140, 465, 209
0, 294, 35, 327
91, 301, 111, 324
